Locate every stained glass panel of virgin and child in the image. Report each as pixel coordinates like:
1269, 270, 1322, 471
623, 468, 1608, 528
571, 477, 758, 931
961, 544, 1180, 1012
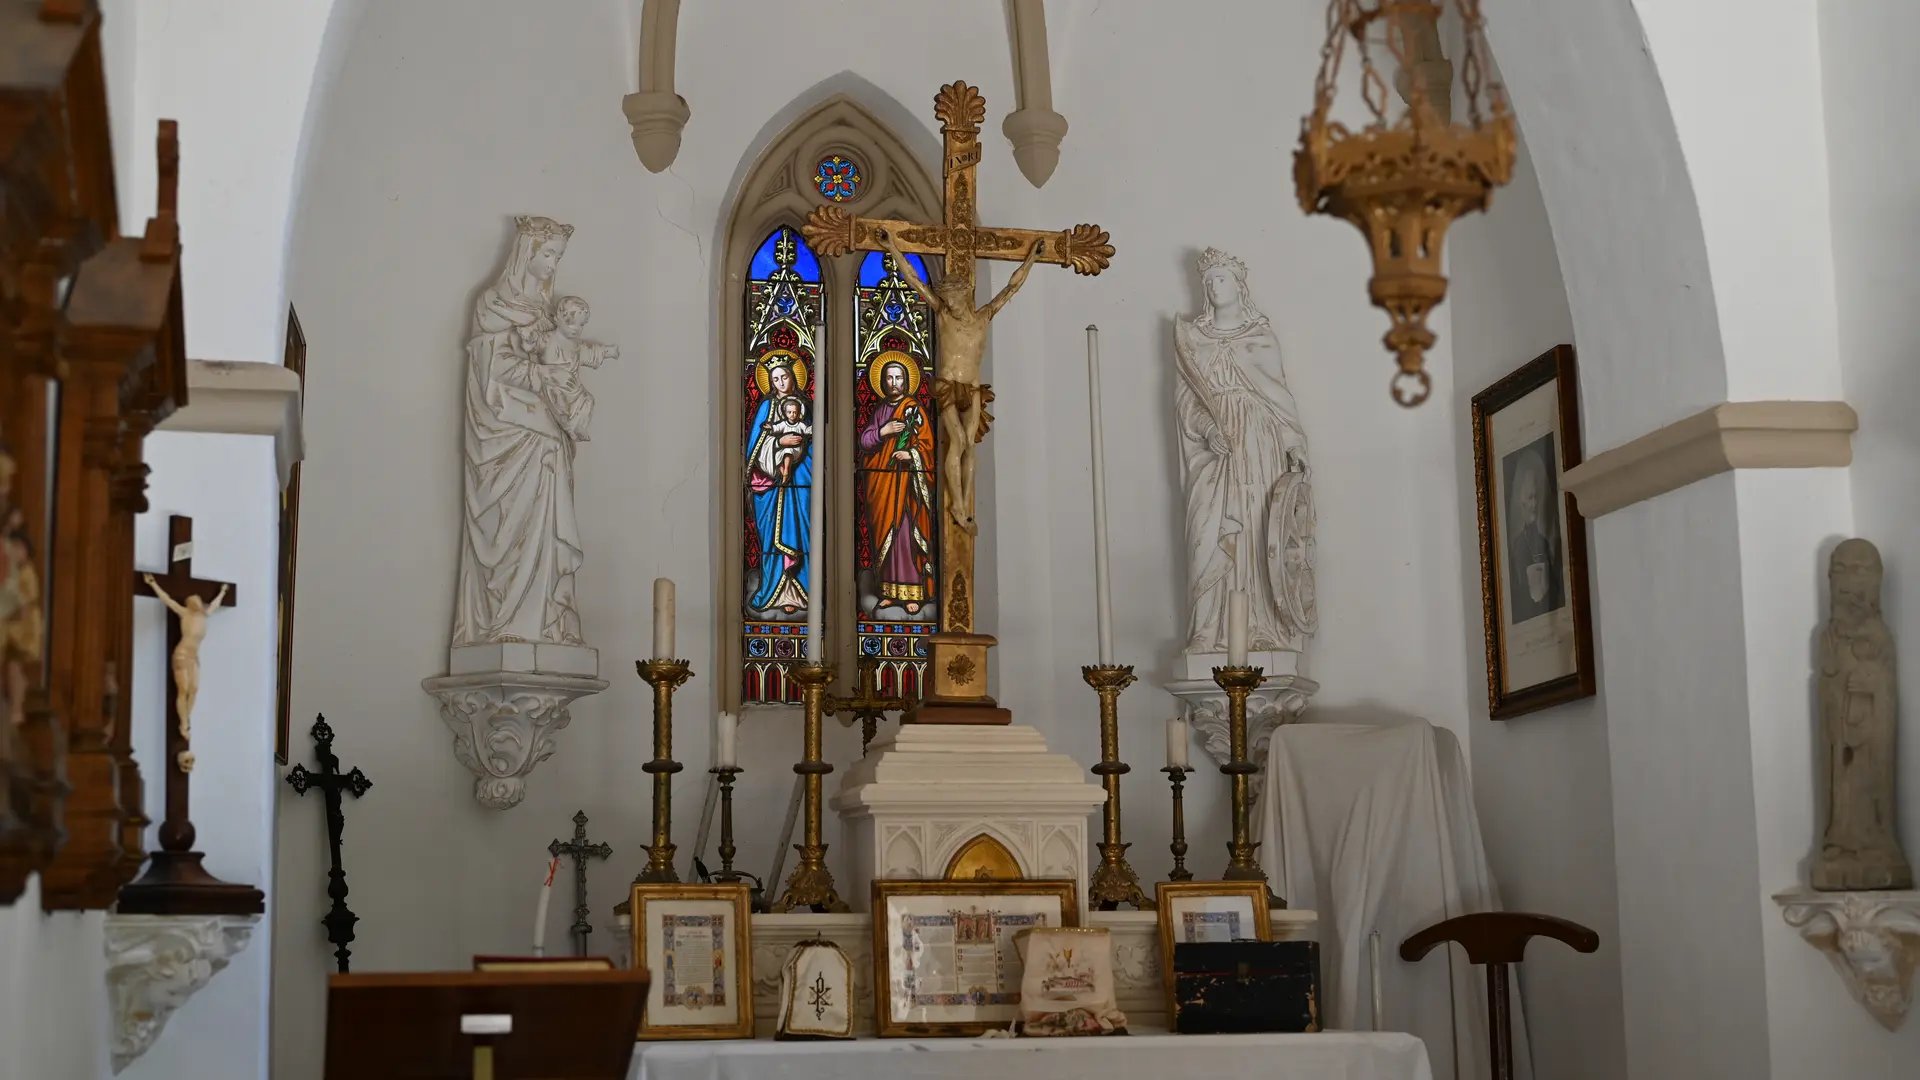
742, 226, 824, 704
852, 250, 939, 696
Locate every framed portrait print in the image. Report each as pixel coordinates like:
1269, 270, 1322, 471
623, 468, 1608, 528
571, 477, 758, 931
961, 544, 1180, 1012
1471, 343, 1597, 719
871, 878, 1079, 1037
629, 883, 754, 1040
1154, 881, 1271, 1016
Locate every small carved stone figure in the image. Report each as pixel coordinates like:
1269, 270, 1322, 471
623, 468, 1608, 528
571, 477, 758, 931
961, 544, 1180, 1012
1813, 538, 1912, 891
878, 227, 1042, 536
143, 573, 228, 742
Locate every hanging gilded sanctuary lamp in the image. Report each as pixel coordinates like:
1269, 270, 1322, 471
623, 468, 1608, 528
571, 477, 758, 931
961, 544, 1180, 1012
1294, 0, 1516, 406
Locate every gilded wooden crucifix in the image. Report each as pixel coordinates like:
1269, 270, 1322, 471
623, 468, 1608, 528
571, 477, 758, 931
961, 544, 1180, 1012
803, 80, 1114, 723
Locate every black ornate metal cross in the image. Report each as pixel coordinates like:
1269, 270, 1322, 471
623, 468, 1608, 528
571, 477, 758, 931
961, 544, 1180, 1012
548, 810, 612, 958
285, 715, 371, 973
828, 654, 913, 754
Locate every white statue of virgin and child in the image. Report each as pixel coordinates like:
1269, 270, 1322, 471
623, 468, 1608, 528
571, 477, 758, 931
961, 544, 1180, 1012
1174, 247, 1317, 661
452, 216, 619, 648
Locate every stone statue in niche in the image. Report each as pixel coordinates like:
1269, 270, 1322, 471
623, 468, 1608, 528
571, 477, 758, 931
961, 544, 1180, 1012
1813, 538, 1912, 891
451, 216, 618, 647
1173, 248, 1316, 661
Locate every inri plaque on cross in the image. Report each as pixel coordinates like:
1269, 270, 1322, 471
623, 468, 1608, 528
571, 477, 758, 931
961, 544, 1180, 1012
802, 80, 1115, 725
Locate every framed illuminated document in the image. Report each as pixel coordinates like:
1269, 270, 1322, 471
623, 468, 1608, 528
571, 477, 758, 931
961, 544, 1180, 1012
1155, 880, 1271, 1017
629, 883, 754, 1040
871, 879, 1079, 1037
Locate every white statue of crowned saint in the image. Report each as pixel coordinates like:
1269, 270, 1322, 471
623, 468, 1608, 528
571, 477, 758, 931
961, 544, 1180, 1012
1166, 248, 1319, 768
426, 215, 615, 809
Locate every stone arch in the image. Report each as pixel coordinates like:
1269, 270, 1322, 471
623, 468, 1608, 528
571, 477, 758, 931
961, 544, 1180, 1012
1476, 0, 1727, 447
714, 87, 944, 711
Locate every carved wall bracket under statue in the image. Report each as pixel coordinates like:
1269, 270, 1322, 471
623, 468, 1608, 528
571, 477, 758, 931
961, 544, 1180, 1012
1169, 673, 1320, 778
104, 913, 257, 1072
424, 216, 616, 808
1775, 889, 1920, 1032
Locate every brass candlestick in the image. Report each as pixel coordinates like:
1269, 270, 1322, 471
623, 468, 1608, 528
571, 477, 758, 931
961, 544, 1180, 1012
1213, 664, 1281, 905
635, 658, 693, 885
1163, 765, 1194, 882
775, 662, 849, 913
1083, 664, 1148, 910
710, 766, 744, 883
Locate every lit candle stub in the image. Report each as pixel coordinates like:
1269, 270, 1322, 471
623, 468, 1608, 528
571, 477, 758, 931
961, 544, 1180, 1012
1227, 590, 1249, 667
532, 855, 559, 956
1087, 325, 1115, 666
652, 578, 676, 659
715, 711, 738, 770
1166, 716, 1190, 770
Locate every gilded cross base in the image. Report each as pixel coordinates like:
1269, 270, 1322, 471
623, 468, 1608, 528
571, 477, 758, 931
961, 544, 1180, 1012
916, 632, 1012, 725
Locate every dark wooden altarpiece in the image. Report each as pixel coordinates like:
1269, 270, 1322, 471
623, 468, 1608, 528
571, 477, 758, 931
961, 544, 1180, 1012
1, 0, 194, 910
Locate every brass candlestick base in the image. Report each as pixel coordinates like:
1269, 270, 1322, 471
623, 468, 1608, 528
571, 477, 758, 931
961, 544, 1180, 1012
1213, 665, 1283, 906
1163, 765, 1194, 882
635, 658, 693, 886
1083, 664, 1148, 911
775, 662, 850, 913
710, 766, 743, 883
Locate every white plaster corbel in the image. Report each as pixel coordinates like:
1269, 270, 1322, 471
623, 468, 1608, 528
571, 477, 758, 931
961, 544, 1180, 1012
1168, 673, 1319, 778
1775, 888, 1920, 1031
623, 0, 690, 173
156, 360, 305, 487
1003, 0, 1068, 188
105, 914, 258, 1073
422, 662, 608, 810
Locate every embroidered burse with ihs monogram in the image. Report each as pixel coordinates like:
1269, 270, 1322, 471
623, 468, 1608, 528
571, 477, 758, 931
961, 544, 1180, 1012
775, 938, 856, 1039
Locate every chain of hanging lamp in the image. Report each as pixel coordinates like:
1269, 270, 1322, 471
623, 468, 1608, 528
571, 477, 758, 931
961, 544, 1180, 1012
1295, 0, 1515, 407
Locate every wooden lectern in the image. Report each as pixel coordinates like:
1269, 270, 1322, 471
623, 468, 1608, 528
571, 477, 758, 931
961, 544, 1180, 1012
326, 969, 650, 1080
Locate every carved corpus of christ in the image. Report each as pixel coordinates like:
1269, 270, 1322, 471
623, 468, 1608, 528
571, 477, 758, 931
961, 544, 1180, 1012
143, 573, 228, 744
878, 227, 1040, 535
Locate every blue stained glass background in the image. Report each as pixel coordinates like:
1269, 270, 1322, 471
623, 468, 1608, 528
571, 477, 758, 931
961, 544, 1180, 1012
858, 249, 928, 287
750, 226, 822, 282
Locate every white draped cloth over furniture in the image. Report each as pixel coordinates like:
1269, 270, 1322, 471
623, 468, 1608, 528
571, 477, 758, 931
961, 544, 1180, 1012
632, 1032, 1433, 1080
1258, 720, 1532, 1080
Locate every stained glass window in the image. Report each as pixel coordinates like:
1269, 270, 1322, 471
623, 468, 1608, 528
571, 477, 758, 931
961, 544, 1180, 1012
742, 226, 824, 704
851, 249, 939, 696
814, 155, 863, 202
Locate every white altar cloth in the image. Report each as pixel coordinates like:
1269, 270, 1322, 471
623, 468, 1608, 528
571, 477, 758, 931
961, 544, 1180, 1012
632, 1031, 1432, 1080
1258, 720, 1530, 1080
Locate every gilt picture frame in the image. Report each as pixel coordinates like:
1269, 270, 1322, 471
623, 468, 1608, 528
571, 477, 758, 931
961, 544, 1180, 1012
1154, 880, 1271, 1018
1471, 343, 1596, 719
274, 306, 306, 764
629, 882, 754, 1040
871, 878, 1079, 1038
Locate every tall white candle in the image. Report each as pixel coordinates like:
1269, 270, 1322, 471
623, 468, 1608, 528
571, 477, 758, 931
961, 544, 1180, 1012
1227, 590, 1249, 667
1370, 929, 1384, 1030
1166, 716, 1189, 770
1087, 325, 1115, 666
652, 578, 676, 659
805, 328, 828, 664
532, 856, 559, 956
715, 711, 738, 769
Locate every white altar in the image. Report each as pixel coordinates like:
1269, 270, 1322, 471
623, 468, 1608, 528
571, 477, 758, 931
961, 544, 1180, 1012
631, 1031, 1433, 1080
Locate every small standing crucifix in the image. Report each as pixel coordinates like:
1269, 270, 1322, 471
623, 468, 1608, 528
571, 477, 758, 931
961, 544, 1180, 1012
828, 654, 913, 754
119, 514, 261, 915
548, 810, 613, 958
286, 715, 373, 972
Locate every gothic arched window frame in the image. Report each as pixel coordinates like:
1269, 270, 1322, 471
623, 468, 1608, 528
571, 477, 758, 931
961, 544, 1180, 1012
718, 95, 944, 712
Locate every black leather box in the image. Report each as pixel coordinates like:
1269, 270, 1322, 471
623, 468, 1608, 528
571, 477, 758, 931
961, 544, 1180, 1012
1171, 940, 1321, 1034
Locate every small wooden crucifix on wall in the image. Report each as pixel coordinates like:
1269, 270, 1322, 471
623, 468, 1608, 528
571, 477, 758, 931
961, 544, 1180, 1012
118, 513, 264, 915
